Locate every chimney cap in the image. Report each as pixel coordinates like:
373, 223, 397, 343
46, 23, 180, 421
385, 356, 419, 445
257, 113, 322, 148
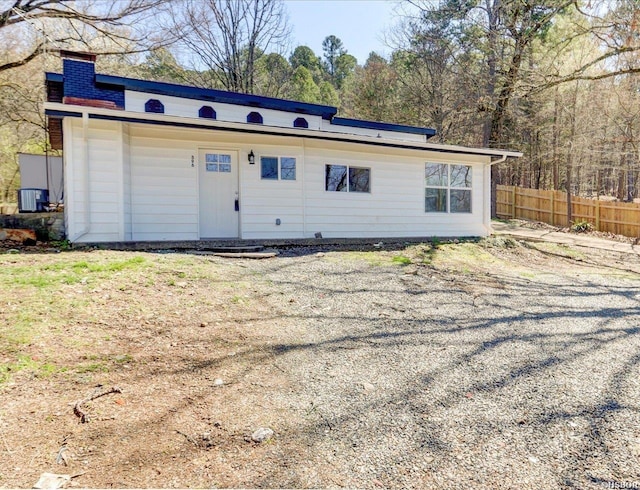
59, 50, 96, 62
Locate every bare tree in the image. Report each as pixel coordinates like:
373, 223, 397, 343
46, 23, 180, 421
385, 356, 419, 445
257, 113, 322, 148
176, 0, 291, 94
0, 0, 170, 73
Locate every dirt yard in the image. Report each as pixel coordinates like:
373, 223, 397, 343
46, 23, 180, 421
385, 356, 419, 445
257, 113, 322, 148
1, 237, 640, 489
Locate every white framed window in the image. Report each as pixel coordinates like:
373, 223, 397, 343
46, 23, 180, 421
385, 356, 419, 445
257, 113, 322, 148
325, 165, 370, 193
260, 156, 296, 181
425, 163, 471, 213
205, 153, 232, 172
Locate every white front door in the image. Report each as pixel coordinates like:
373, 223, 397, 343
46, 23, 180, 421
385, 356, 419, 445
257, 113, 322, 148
198, 149, 239, 238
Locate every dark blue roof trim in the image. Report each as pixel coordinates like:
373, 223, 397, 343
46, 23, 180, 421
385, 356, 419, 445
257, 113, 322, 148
95, 74, 338, 120
49, 110, 490, 157
331, 117, 436, 137
46, 72, 64, 83
45, 109, 83, 118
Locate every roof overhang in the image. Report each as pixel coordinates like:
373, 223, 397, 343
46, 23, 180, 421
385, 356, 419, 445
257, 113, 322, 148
44, 102, 523, 159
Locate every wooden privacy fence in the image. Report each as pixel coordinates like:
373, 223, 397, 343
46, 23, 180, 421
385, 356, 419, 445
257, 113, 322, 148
496, 185, 640, 238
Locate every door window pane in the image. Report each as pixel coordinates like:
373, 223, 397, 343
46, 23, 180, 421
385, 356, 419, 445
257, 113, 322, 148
205, 153, 218, 163
206, 163, 218, 172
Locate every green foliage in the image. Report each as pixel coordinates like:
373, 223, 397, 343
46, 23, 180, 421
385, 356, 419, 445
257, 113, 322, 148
318, 81, 339, 106
138, 48, 186, 83
256, 53, 292, 98
353, 53, 398, 122
50, 239, 71, 251
334, 53, 357, 88
289, 66, 321, 103
290, 45, 321, 72
570, 220, 593, 233
322, 35, 346, 77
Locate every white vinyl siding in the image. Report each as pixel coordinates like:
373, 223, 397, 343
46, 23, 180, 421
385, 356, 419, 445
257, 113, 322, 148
64, 118, 124, 242
123, 124, 132, 240
128, 126, 305, 240
129, 131, 199, 241
303, 144, 487, 238
242, 146, 304, 239
64, 118, 491, 243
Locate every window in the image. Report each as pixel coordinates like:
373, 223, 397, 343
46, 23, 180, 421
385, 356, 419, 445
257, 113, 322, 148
260, 156, 296, 181
281, 157, 296, 180
425, 163, 471, 213
205, 153, 232, 172
247, 111, 263, 124
325, 165, 370, 193
293, 117, 308, 128
261, 157, 278, 180
145, 99, 164, 113
199, 106, 216, 119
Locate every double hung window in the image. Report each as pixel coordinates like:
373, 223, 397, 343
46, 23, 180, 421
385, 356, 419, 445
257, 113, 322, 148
425, 163, 472, 213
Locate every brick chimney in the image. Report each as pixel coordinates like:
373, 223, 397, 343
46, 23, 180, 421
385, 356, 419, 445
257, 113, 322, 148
60, 51, 124, 110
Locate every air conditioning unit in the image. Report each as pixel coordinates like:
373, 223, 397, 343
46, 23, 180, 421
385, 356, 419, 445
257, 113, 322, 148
18, 188, 49, 213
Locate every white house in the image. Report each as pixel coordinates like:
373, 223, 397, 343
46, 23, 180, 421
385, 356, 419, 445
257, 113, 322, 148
44, 51, 521, 243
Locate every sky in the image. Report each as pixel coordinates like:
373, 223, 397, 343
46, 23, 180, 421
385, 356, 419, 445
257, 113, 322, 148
284, 0, 406, 64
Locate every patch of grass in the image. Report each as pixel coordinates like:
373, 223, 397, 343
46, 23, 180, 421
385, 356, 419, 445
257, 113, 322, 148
392, 255, 412, 266
4, 255, 147, 291
336, 251, 391, 266
481, 236, 519, 249
5, 312, 39, 345
401, 243, 439, 265
534, 242, 586, 260
0, 356, 59, 384
419, 242, 510, 272
76, 362, 109, 374
113, 354, 133, 363
50, 239, 71, 251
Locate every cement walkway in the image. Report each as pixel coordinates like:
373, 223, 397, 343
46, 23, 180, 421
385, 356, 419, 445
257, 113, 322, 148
491, 220, 640, 255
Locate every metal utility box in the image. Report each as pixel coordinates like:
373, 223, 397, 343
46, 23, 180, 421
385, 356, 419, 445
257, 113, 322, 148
18, 188, 49, 212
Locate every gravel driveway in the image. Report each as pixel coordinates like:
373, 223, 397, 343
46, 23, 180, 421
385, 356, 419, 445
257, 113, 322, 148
3, 239, 640, 489
240, 242, 640, 489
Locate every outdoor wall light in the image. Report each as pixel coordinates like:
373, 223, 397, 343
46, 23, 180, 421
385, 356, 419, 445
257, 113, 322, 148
248, 150, 255, 164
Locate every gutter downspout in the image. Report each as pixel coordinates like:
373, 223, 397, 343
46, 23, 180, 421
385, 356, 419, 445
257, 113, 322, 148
73, 111, 91, 241
483, 154, 509, 235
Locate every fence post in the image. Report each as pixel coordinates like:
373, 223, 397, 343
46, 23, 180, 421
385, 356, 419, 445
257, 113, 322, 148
512, 186, 517, 218
595, 199, 600, 231
550, 191, 555, 226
